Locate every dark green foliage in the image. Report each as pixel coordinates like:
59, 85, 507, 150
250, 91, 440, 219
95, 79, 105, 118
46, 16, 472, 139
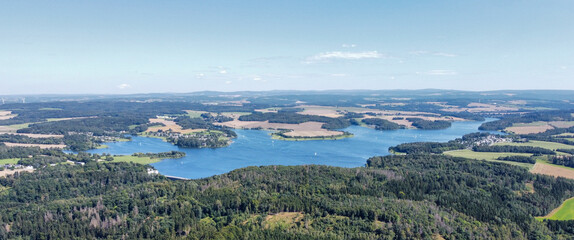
472, 145, 556, 155
238, 112, 350, 130
389, 141, 464, 154
406, 118, 452, 130
174, 116, 211, 129
0, 155, 572, 239
557, 149, 574, 155
497, 155, 536, 164
361, 118, 403, 130
167, 131, 233, 148
0, 134, 64, 145
551, 155, 574, 168
132, 151, 186, 159
18, 116, 148, 136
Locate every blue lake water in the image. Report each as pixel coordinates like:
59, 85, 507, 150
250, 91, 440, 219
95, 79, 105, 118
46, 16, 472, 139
83, 119, 500, 179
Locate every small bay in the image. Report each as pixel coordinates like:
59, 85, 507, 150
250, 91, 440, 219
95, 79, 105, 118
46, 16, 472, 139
84, 119, 500, 179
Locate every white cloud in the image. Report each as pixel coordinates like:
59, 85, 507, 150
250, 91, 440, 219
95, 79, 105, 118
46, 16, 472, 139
330, 73, 348, 77
410, 50, 457, 57
433, 52, 457, 57
342, 44, 357, 48
225, 81, 232, 84
305, 51, 383, 63
418, 70, 458, 76
220, 70, 227, 74
117, 83, 131, 89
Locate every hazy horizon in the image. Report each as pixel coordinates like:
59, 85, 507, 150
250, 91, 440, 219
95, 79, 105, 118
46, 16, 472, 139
2, 1, 573, 95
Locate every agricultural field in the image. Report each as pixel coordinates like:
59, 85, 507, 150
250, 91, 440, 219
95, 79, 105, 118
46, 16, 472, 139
443, 150, 534, 168
216, 120, 344, 138
440, 102, 519, 113
530, 162, 574, 180
146, 118, 206, 134
184, 110, 209, 118
537, 197, 574, 220
0, 111, 16, 120
494, 140, 574, 151
108, 155, 159, 164
549, 121, 574, 128
505, 122, 554, 134
2, 142, 66, 149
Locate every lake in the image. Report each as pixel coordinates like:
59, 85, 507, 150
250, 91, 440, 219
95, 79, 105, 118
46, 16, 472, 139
84, 119, 500, 179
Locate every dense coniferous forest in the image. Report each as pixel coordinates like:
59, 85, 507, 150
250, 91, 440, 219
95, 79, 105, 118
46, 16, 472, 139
361, 118, 404, 130
406, 118, 452, 130
0, 155, 572, 239
389, 141, 465, 154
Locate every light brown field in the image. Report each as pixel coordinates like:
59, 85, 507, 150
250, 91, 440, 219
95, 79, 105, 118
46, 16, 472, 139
0, 126, 16, 133
216, 120, 343, 137
0, 111, 16, 120
363, 115, 460, 128
549, 121, 574, 128
441, 102, 518, 113
297, 106, 343, 118
0, 168, 34, 177
2, 142, 66, 149
530, 163, 574, 180
506, 124, 554, 134
2, 133, 64, 138
146, 118, 206, 134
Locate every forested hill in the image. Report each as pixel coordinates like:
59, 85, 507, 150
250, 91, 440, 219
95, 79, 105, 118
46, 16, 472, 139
0, 155, 573, 239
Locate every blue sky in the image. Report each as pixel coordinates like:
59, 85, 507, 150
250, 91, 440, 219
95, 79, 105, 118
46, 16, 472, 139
1, 1, 573, 94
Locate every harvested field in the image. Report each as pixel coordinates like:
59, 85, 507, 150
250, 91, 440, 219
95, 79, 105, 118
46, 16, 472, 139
3, 133, 64, 138
549, 121, 574, 128
146, 118, 206, 134
0, 168, 34, 177
364, 115, 460, 128
2, 142, 67, 149
530, 162, 574, 180
0, 126, 16, 133
216, 120, 343, 137
0, 111, 15, 120
505, 122, 554, 134
441, 102, 518, 112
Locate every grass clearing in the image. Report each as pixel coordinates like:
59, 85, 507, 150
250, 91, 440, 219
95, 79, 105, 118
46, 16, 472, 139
0, 159, 20, 165
443, 150, 534, 168
109, 155, 159, 165
537, 197, 574, 220
184, 110, 209, 118
494, 140, 574, 150
263, 212, 304, 229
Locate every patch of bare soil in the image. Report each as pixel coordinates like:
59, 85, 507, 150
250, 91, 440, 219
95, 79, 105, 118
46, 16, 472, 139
0, 168, 34, 177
